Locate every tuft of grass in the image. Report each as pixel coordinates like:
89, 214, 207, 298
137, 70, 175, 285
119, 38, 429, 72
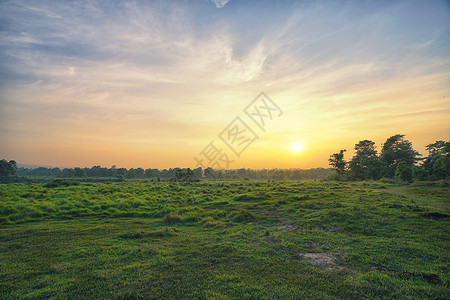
233, 210, 259, 223
119, 228, 177, 239
162, 212, 182, 224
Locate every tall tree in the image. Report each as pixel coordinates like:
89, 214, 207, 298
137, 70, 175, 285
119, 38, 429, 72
381, 134, 420, 177
349, 140, 382, 179
329, 150, 347, 174
422, 140, 450, 180
171, 168, 196, 182
0, 159, 17, 178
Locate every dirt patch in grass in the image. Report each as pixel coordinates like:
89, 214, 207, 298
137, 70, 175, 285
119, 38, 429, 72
261, 235, 276, 244
296, 252, 345, 271
421, 212, 449, 220
275, 223, 343, 233
374, 265, 441, 283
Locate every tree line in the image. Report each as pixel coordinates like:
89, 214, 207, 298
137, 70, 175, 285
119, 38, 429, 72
329, 134, 449, 182
1, 163, 334, 181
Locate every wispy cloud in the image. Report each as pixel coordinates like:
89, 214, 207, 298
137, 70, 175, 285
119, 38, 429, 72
212, 0, 231, 9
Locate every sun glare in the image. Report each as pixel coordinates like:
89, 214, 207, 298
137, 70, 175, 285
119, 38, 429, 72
290, 142, 303, 153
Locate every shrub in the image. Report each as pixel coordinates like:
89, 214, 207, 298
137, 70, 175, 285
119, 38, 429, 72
44, 179, 79, 188
412, 166, 428, 181
395, 161, 413, 183
380, 177, 396, 184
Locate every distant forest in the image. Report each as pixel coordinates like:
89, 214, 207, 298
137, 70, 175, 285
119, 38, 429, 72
0, 161, 334, 182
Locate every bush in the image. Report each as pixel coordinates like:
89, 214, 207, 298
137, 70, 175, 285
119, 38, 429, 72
380, 177, 396, 184
395, 161, 413, 183
412, 166, 428, 181
44, 179, 79, 188
325, 172, 352, 181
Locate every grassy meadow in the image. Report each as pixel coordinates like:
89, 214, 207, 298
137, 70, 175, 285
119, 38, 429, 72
0, 180, 449, 299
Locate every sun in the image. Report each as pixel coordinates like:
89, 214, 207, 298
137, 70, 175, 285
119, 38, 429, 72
290, 142, 303, 153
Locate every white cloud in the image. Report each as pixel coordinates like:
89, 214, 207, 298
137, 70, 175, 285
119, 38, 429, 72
212, 0, 230, 9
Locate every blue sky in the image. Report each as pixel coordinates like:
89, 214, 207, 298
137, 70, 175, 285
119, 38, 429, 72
0, 0, 449, 168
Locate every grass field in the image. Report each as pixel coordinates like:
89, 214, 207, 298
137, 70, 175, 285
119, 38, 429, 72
0, 180, 449, 299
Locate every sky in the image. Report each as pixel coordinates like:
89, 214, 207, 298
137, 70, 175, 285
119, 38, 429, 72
0, 0, 449, 170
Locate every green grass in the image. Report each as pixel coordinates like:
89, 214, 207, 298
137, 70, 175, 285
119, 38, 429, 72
0, 180, 449, 299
